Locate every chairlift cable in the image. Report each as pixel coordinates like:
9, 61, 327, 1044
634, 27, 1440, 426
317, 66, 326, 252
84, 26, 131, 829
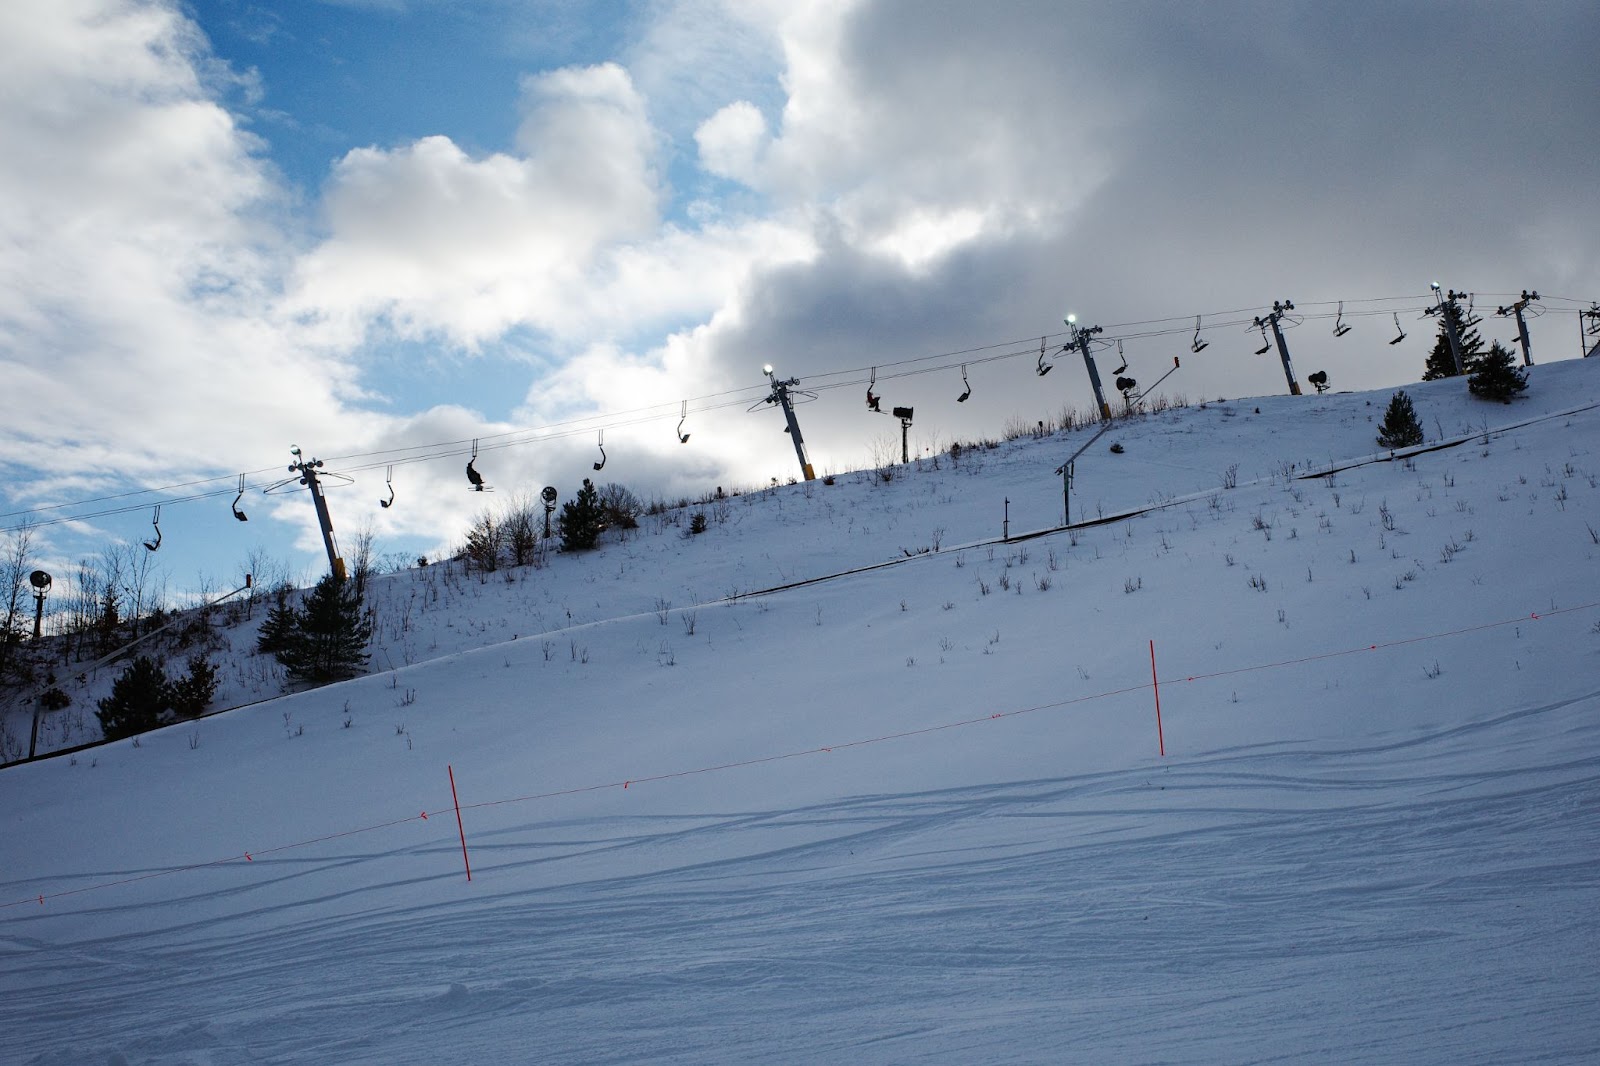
5, 287, 1594, 535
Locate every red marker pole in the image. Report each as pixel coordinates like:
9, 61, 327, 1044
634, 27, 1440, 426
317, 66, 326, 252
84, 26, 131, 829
1150, 639, 1165, 757
448, 764, 473, 882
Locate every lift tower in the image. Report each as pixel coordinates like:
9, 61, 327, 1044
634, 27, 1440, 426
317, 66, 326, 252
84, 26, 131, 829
761, 365, 816, 481
1066, 315, 1112, 421
1495, 290, 1539, 367
1254, 299, 1302, 396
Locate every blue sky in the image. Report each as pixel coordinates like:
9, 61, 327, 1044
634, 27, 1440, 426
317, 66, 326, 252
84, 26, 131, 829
3, 0, 1598, 609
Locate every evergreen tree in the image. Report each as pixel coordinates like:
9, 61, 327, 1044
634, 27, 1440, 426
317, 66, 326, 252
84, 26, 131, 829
279, 574, 371, 684
169, 655, 220, 717
1421, 298, 1485, 380
1376, 390, 1424, 449
97, 655, 172, 740
1467, 341, 1528, 403
559, 478, 606, 551
255, 594, 298, 656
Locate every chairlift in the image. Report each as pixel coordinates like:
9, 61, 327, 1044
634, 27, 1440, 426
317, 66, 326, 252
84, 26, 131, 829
1191, 315, 1209, 353
593, 429, 606, 471
1462, 293, 1482, 328
231, 474, 249, 521
1333, 301, 1352, 337
1036, 337, 1052, 377
1253, 322, 1272, 356
143, 505, 162, 552
467, 439, 488, 492
677, 400, 691, 444
956, 364, 971, 403
380, 465, 395, 508
1308, 369, 1330, 393
1112, 339, 1128, 376
1388, 312, 1407, 345
866, 367, 883, 411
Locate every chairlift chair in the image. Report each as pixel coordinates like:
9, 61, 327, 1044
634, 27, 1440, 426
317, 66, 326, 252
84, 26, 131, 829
593, 429, 606, 471
380, 465, 395, 508
1333, 301, 1352, 337
467, 440, 488, 491
1191, 315, 1209, 353
1112, 339, 1128, 376
866, 367, 883, 411
1253, 322, 1272, 356
956, 364, 971, 403
1036, 337, 1052, 377
677, 400, 691, 444
143, 505, 162, 552
1388, 312, 1407, 345
232, 474, 249, 521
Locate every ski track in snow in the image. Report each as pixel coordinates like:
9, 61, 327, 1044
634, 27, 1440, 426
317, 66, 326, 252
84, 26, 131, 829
5, 686, 1599, 1065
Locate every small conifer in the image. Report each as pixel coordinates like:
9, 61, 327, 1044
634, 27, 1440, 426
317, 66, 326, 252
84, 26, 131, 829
1377, 390, 1424, 449
97, 655, 172, 740
560, 478, 606, 551
1467, 341, 1528, 403
279, 574, 371, 684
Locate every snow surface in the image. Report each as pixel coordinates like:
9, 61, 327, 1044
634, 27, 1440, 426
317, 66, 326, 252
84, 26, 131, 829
3, 364, 1600, 1064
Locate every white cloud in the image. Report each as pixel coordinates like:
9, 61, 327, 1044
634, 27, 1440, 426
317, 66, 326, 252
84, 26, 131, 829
286, 62, 663, 348
0, 0, 334, 484
695, 101, 769, 184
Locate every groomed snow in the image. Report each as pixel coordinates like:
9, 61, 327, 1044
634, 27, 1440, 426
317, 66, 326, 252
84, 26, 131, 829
3, 363, 1599, 1064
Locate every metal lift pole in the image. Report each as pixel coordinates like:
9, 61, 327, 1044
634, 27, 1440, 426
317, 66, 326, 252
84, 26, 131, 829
764, 367, 816, 481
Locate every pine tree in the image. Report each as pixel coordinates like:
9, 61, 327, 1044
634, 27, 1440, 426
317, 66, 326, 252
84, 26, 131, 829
559, 478, 606, 551
255, 594, 298, 656
1467, 340, 1528, 403
1376, 390, 1424, 449
279, 574, 371, 684
1421, 298, 1485, 380
97, 655, 172, 740
169, 655, 220, 717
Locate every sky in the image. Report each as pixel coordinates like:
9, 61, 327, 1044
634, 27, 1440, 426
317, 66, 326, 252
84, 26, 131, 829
3, 0, 1598, 600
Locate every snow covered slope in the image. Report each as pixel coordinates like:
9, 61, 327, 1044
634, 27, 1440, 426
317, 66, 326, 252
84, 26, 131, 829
3, 362, 1599, 1064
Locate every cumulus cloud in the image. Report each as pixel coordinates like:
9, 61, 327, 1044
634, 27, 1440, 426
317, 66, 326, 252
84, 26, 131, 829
0, 0, 343, 491
287, 62, 663, 348
695, 101, 769, 184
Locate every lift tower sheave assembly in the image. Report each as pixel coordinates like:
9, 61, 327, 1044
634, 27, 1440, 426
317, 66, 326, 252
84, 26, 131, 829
761, 364, 816, 482
1066, 315, 1112, 421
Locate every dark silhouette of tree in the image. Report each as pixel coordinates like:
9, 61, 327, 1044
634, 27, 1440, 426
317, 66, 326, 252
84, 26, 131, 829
560, 478, 606, 551
97, 655, 172, 740
1467, 341, 1529, 403
1376, 390, 1425, 449
279, 574, 371, 684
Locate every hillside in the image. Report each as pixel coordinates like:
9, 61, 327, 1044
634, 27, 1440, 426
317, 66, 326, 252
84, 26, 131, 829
3, 362, 1599, 1064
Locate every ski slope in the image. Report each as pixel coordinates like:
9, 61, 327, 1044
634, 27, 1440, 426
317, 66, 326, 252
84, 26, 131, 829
3, 363, 1599, 1064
